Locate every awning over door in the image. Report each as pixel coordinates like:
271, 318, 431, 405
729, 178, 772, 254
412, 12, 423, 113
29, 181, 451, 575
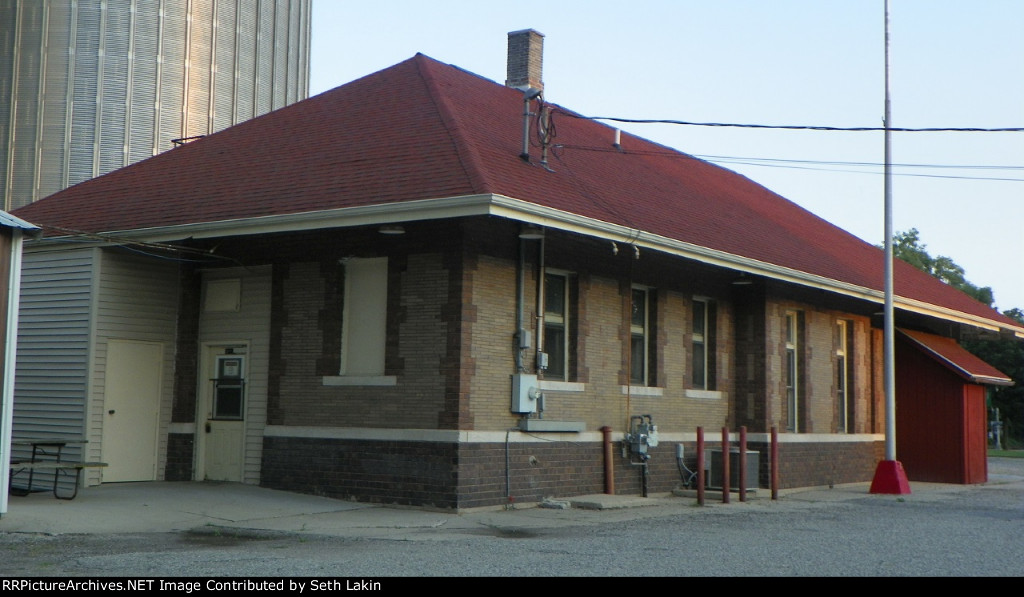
898, 328, 1014, 386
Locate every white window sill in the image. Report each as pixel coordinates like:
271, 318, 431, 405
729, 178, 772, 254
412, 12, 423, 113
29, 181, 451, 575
685, 389, 723, 400
322, 375, 397, 387
620, 385, 663, 397
538, 380, 585, 393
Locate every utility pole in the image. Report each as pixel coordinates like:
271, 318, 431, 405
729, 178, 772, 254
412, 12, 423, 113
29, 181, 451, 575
871, 0, 911, 494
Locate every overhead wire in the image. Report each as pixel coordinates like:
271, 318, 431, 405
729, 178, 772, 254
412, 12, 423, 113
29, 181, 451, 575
34, 224, 246, 266
549, 107, 1023, 181
556, 110, 1024, 133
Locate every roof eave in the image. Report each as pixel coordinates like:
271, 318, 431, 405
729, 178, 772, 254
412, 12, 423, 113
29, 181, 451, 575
27, 193, 1024, 339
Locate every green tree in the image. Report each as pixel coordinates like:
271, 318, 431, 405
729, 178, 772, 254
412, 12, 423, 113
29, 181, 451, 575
890, 229, 994, 306
887, 229, 1023, 446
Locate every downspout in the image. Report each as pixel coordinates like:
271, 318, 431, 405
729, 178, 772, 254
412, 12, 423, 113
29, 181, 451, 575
515, 237, 526, 373
534, 234, 545, 369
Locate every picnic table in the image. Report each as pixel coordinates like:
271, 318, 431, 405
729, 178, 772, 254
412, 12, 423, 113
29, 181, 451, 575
8, 438, 107, 500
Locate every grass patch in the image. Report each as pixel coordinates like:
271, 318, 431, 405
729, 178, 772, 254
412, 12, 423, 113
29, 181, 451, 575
988, 449, 1024, 459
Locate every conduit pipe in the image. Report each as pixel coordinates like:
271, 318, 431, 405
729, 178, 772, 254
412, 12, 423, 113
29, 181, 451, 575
534, 234, 545, 366
515, 237, 526, 372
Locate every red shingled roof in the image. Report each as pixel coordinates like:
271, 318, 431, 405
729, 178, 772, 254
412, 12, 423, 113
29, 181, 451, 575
899, 329, 1013, 385
11, 54, 1018, 331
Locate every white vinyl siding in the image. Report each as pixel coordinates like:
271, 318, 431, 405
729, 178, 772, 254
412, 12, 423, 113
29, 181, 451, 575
93, 251, 180, 483
12, 248, 96, 491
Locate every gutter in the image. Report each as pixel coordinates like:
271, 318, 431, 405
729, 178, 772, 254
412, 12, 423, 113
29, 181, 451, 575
24, 193, 1024, 339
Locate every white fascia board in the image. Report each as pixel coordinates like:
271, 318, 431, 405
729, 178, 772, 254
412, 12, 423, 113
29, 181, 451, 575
26, 193, 1024, 338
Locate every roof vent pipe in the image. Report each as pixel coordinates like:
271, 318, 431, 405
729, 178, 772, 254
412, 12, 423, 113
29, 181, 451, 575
520, 88, 542, 161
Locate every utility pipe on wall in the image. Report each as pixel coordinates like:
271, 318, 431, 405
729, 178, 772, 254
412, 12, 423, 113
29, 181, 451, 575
534, 234, 545, 369
515, 238, 526, 373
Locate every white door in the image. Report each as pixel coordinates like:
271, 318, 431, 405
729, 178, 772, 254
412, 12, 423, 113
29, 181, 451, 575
201, 347, 247, 481
102, 339, 162, 482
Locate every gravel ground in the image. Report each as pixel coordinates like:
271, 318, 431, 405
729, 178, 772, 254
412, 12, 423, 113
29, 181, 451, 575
2, 458, 1023, 578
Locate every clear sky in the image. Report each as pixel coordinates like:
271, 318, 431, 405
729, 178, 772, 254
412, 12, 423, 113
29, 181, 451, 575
309, 0, 1024, 313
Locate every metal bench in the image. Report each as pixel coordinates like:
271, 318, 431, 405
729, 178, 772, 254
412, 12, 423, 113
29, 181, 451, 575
9, 461, 109, 500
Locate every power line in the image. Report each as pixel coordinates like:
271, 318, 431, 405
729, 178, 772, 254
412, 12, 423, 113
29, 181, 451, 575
554, 143, 1024, 182
557, 110, 1024, 133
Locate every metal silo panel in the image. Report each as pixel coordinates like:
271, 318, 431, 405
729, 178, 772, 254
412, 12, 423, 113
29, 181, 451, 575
272, 0, 288, 110
158, 0, 187, 149
286, 0, 311, 104
256, 5, 274, 116
99, 4, 132, 174
128, 3, 159, 163
185, 0, 214, 138
2, 0, 308, 209
11, 6, 44, 208
38, 3, 74, 202
212, 0, 238, 133
69, 2, 101, 187
0, 0, 19, 209
235, 0, 258, 121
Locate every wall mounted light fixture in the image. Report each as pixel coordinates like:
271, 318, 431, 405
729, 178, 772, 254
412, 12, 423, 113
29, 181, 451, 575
378, 224, 405, 235
518, 224, 545, 240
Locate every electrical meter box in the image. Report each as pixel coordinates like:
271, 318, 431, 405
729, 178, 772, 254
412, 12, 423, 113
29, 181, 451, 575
511, 373, 540, 414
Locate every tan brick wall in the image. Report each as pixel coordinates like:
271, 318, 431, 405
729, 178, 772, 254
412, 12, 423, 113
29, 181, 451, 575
277, 254, 449, 429
763, 296, 881, 436
467, 256, 735, 435
467, 255, 519, 427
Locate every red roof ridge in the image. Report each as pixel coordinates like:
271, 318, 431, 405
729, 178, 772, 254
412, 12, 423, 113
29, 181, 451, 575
413, 55, 494, 195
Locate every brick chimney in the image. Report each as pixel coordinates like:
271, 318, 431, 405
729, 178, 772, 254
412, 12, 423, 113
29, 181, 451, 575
505, 29, 544, 92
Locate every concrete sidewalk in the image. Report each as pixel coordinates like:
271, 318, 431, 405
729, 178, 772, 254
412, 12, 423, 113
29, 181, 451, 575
3, 457, 1022, 540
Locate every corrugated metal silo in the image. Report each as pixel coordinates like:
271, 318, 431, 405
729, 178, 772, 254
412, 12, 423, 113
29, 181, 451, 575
0, 0, 311, 211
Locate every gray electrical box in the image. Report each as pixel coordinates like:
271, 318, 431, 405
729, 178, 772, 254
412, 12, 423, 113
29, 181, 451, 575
510, 373, 540, 414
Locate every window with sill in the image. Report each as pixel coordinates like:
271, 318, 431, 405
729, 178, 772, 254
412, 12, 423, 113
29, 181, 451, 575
691, 297, 717, 391
630, 285, 656, 386
785, 310, 802, 432
340, 257, 388, 376
543, 271, 575, 382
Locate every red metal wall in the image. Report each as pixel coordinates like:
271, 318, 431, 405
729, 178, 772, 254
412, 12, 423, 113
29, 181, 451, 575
895, 335, 988, 484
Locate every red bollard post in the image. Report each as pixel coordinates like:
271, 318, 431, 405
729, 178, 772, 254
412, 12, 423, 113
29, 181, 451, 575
771, 426, 779, 500
696, 427, 705, 506
721, 427, 730, 504
739, 426, 747, 502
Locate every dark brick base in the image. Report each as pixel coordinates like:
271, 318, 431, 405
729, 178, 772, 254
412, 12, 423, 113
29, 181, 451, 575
165, 433, 195, 481
771, 441, 883, 489
260, 436, 460, 509
259, 436, 883, 510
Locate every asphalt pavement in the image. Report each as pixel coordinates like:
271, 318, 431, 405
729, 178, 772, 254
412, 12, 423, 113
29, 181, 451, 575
1, 458, 1023, 577
3, 456, 1023, 540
